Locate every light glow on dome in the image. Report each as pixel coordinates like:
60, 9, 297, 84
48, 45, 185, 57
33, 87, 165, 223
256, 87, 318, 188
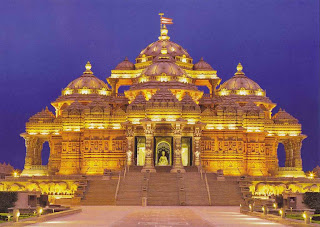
99, 89, 107, 95
238, 89, 248, 96
80, 89, 90, 94
64, 89, 73, 95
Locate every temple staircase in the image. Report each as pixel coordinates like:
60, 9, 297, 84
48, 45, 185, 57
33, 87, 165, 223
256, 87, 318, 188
81, 177, 118, 205
80, 167, 243, 206
115, 172, 144, 205
147, 172, 180, 205
206, 173, 243, 206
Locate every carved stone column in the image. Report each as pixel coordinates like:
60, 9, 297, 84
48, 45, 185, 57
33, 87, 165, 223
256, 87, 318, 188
125, 124, 134, 167
193, 126, 202, 167
21, 134, 44, 170
141, 121, 156, 173
283, 139, 294, 167
171, 123, 185, 173
110, 79, 119, 96
48, 136, 62, 175
291, 136, 306, 170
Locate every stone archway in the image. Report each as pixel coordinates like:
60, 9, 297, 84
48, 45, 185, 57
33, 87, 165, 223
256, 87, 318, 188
278, 136, 306, 170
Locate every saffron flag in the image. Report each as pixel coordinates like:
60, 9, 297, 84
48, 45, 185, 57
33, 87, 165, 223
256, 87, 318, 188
161, 17, 173, 24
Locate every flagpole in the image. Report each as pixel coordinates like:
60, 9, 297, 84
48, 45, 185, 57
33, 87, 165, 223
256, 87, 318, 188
159, 13, 164, 30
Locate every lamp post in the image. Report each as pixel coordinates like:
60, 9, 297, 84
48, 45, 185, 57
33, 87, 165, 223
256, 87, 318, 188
36, 206, 43, 217
13, 209, 20, 222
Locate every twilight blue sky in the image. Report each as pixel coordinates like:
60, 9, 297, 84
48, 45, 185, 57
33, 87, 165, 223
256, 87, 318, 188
0, 0, 319, 171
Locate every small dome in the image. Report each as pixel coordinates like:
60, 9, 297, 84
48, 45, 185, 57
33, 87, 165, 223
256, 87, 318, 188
194, 57, 214, 71
29, 107, 55, 122
220, 63, 261, 91
115, 57, 135, 70
66, 62, 107, 90
272, 108, 298, 124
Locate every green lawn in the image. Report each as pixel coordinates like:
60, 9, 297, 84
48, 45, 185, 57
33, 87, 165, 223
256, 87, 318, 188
286, 214, 320, 224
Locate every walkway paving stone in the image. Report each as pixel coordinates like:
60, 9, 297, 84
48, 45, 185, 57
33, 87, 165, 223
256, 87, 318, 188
30, 206, 286, 227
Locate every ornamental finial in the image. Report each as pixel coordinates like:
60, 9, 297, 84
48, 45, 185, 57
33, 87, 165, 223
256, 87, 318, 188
84, 61, 93, 74
235, 62, 245, 75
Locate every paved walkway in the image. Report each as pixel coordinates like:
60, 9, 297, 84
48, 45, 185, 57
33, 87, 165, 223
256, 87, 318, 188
30, 206, 286, 227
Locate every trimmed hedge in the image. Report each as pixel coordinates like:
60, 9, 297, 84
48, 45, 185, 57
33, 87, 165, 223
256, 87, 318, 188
0, 192, 18, 212
303, 192, 320, 214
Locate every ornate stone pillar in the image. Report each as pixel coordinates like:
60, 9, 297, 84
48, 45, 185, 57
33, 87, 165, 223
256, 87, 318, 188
209, 79, 220, 97
193, 126, 202, 167
141, 121, 156, 173
110, 79, 119, 96
21, 134, 44, 170
291, 136, 306, 170
125, 124, 134, 167
171, 123, 185, 173
283, 139, 294, 167
48, 135, 62, 175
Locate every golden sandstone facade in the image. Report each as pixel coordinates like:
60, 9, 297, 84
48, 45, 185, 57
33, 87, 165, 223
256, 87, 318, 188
21, 25, 306, 178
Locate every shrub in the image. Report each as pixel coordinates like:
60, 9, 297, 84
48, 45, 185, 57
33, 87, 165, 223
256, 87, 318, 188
0, 192, 18, 212
303, 192, 320, 214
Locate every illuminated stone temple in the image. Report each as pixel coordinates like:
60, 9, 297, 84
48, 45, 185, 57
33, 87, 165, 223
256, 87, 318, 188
20, 24, 306, 178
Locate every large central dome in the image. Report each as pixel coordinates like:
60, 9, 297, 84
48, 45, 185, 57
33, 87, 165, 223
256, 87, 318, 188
136, 25, 191, 60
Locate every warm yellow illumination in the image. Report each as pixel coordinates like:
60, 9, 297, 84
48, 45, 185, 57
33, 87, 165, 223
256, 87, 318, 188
256, 90, 263, 96
161, 47, 168, 55
308, 172, 315, 179
40, 131, 49, 135
303, 213, 306, 219
139, 77, 147, 83
166, 116, 176, 121
187, 119, 196, 124
206, 124, 214, 130
151, 116, 161, 122
80, 88, 90, 95
64, 89, 73, 95
220, 88, 229, 96
160, 76, 169, 82
180, 77, 188, 83
99, 89, 107, 95
216, 125, 224, 130
29, 132, 38, 135
85, 61, 92, 71
13, 171, 18, 177
238, 88, 248, 96
112, 124, 121, 129
132, 119, 141, 124
289, 133, 298, 136
228, 124, 236, 130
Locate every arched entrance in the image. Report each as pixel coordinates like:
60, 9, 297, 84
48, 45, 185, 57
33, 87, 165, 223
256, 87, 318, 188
155, 137, 172, 166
